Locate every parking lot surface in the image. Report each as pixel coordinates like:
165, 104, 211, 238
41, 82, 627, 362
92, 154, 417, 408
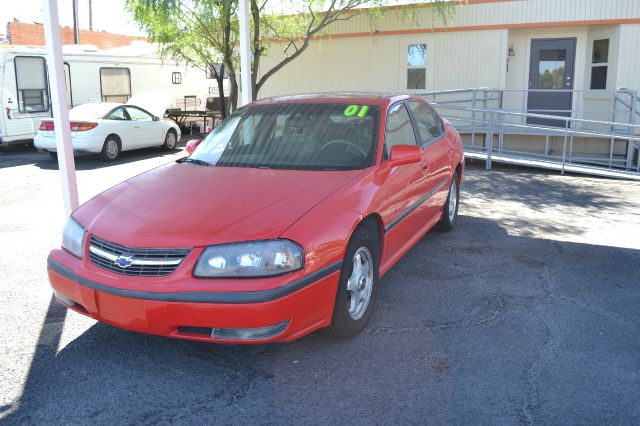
1, 143, 639, 425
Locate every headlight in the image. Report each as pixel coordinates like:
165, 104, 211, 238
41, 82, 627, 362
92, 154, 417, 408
62, 217, 86, 258
194, 240, 304, 278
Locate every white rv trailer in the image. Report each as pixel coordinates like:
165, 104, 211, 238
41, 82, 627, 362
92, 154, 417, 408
0, 43, 228, 145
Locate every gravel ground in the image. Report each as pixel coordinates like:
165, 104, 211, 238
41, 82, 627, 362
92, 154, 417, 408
0, 141, 639, 425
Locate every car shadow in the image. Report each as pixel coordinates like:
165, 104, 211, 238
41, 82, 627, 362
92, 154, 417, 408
0, 135, 197, 171
3, 215, 639, 424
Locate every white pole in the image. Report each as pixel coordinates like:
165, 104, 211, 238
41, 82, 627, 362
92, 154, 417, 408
42, 0, 79, 216
238, 0, 253, 105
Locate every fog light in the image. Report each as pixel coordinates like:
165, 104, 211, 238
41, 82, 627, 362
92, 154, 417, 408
212, 320, 290, 340
53, 291, 76, 307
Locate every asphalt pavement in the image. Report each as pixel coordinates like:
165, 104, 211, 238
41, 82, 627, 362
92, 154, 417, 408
0, 142, 639, 425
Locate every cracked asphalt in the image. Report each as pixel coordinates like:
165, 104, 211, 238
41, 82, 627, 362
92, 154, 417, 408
1, 142, 639, 425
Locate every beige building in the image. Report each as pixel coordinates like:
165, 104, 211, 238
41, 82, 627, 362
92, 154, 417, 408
259, 0, 639, 97
258, 0, 640, 172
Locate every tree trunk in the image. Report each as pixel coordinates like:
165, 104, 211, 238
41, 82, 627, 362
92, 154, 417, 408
216, 65, 227, 119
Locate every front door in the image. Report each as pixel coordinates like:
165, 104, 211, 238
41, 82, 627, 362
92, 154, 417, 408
527, 38, 576, 127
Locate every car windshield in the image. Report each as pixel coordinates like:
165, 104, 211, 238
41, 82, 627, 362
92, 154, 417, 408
189, 103, 380, 170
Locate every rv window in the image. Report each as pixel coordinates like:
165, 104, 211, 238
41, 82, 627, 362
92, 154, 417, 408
64, 63, 72, 108
172, 72, 182, 84
15, 56, 49, 113
100, 68, 131, 102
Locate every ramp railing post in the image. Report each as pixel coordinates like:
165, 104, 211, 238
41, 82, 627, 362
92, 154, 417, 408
486, 110, 494, 170
561, 118, 569, 175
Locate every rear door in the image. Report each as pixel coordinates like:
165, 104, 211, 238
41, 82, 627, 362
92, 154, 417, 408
379, 102, 432, 259
406, 100, 451, 219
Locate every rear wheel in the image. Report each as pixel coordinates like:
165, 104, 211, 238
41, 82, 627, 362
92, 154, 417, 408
326, 223, 379, 338
436, 171, 459, 232
100, 136, 120, 162
162, 130, 177, 150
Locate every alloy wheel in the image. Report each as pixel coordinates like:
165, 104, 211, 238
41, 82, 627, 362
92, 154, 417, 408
346, 246, 374, 320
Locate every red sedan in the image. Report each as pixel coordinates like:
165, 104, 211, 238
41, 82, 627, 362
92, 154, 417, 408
47, 93, 464, 343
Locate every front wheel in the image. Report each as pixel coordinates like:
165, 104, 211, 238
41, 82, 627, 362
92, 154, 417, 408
326, 223, 379, 338
436, 172, 459, 232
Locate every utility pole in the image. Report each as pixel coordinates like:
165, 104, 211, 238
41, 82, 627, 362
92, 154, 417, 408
88, 0, 93, 31
238, 0, 252, 105
72, 0, 79, 44
42, 0, 80, 216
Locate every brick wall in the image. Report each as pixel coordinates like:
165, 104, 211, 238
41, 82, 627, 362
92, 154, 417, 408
7, 21, 146, 50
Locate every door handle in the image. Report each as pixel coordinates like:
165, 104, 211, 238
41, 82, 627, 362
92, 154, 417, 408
134, 126, 140, 129
420, 160, 429, 170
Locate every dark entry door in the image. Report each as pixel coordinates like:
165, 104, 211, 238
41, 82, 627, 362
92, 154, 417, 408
527, 38, 576, 126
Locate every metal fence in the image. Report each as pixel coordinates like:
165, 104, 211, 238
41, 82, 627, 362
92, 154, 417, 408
418, 88, 640, 178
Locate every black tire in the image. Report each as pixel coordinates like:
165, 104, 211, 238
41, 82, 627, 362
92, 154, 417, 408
48, 151, 58, 160
326, 222, 380, 338
162, 129, 177, 150
100, 136, 121, 162
436, 171, 460, 232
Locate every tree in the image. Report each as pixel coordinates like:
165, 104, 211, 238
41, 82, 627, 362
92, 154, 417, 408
126, 0, 238, 117
249, 0, 454, 100
127, 0, 455, 111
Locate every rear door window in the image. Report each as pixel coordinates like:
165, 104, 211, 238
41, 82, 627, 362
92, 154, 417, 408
105, 107, 129, 121
407, 100, 443, 146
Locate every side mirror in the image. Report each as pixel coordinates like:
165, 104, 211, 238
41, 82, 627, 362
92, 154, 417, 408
388, 144, 421, 168
185, 139, 202, 155
152, 116, 160, 122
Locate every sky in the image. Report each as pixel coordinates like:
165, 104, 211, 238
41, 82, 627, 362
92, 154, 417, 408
0, 0, 146, 37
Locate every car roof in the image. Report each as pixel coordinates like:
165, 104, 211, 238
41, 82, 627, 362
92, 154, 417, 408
253, 92, 414, 108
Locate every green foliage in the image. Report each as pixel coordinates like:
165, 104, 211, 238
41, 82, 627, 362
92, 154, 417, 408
126, 0, 456, 103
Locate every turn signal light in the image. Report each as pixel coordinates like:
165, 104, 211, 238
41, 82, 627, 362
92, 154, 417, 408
38, 121, 54, 131
70, 122, 98, 132
38, 121, 98, 132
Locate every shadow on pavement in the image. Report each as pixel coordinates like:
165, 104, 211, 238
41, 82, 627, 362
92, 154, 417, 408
0, 136, 196, 171
3, 215, 639, 424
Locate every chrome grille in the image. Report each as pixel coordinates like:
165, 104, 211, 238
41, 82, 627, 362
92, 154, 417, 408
88, 235, 191, 277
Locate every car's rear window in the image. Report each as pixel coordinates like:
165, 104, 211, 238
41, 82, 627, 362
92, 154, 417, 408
189, 103, 380, 171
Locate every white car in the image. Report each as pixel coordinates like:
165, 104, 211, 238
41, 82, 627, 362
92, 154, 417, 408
34, 92, 181, 162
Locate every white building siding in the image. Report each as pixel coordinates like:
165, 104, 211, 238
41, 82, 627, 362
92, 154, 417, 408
258, 0, 640, 100
323, 0, 640, 36
616, 24, 640, 90
259, 29, 506, 98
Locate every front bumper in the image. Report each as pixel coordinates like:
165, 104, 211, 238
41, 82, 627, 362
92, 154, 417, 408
47, 251, 341, 343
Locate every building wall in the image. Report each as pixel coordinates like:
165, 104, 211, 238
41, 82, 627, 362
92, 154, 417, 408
259, 29, 506, 98
258, 0, 640, 100
7, 22, 146, 50
616, 24, 640, 90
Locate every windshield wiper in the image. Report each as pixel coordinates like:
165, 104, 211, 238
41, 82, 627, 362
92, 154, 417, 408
177, 157, 214, 167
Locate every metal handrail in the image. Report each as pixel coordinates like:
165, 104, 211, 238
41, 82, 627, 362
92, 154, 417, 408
435, 105, 640, 130
420, 90, 640, 175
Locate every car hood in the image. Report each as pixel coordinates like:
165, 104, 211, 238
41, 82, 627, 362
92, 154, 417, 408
126, 91, 171, 118
74, 163, 365, 248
